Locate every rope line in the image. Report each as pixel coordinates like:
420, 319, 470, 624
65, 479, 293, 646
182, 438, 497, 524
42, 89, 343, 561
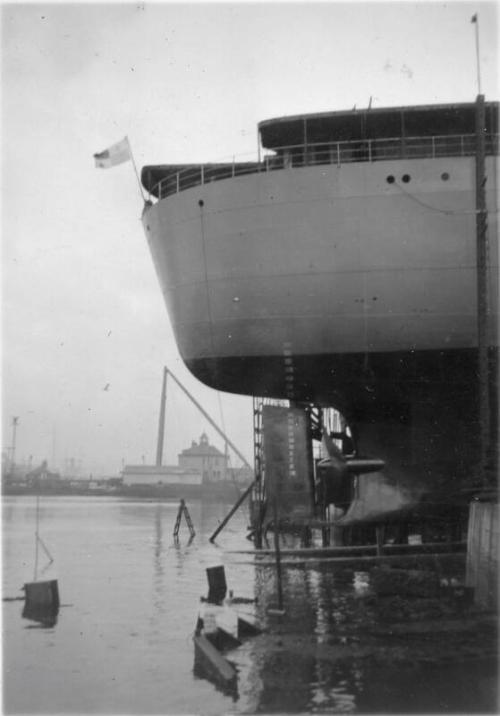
33, 494, 54, 581
395, 180, 499, 216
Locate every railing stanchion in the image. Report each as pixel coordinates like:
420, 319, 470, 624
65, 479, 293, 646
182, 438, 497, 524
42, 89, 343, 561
151, 132, 495, 199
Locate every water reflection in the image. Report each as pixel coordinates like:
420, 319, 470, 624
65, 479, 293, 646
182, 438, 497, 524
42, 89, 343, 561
226, 557, 498, 714
152, 502, 165, 616
3, 496, 497, 715
310, 663, 358, 713
241, 564, 365, 713
192, 646, 239, 702
22, 602, 59, 629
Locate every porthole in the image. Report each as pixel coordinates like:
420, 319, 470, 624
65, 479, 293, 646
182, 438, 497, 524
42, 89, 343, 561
402, 174, 411, 183
386, 175, 395, 184
441, 172, 450, 181
198, 199, 204, 207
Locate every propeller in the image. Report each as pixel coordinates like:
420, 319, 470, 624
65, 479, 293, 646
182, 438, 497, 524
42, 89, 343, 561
320, 428, 385, 475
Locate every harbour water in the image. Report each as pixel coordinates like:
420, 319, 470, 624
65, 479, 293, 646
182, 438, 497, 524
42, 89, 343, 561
2, 495, 497, 714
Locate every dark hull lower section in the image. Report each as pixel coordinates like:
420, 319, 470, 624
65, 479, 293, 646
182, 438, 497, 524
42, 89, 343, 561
188, 347, 498, 502
187, 348, 495, 413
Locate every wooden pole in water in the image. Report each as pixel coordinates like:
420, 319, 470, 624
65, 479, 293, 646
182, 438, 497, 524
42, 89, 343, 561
209, 479, 257, 543
273, 498, 284, 611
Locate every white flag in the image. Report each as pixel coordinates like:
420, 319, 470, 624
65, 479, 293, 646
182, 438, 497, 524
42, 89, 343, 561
94, 137, 131, 168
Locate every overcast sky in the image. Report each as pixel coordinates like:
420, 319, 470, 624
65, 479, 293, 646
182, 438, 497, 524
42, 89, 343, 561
2, 1, 498, 476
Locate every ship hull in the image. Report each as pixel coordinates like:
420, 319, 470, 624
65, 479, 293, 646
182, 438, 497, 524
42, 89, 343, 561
143, 156, 498, 376
188, 346, 496, 487
142, 155, 498, 491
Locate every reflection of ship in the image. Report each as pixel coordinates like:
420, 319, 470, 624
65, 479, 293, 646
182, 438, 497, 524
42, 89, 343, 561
141, 102, 498, 525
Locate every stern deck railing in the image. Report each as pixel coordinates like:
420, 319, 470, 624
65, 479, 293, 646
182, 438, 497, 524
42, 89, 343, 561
150, 132, 499, 200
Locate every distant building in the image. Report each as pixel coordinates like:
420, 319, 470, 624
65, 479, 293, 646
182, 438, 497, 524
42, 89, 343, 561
25, 461, 61, 489
121, 464, 202, 487
121, 433, 253, 488
178, 433, 228, 484
63, 457, 83, 479
227, 465, 254, 486
2, 453, 35, 485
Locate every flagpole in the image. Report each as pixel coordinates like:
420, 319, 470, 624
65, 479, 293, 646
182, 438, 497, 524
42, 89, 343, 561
472, 14, 482, 95
126, 137, 146, 202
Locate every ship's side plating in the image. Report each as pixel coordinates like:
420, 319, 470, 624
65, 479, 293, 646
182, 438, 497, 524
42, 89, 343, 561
141, 102, 498, 508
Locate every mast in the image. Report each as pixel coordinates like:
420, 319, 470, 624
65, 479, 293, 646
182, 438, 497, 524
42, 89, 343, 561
10, 417, 19, 471
155, 366, 168, 467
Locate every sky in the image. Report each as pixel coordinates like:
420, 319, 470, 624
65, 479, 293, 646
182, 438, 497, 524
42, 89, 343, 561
2, 0, 498, 476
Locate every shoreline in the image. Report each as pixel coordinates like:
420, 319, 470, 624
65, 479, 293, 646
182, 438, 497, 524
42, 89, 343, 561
1, 483, 248, 501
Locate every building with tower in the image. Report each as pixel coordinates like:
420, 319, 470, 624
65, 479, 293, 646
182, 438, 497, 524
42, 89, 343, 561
178, 432, 228, 484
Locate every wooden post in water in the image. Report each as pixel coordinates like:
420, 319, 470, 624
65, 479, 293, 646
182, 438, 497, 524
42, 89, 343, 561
466, 497, 498, 608
272, 498, 284, 612
173, 499, 195, 538
376, 525, 385, 556
206, 565, 227, 604
23, 579, 59, 626
209, 479, 257, 543
24, 580, 59, 611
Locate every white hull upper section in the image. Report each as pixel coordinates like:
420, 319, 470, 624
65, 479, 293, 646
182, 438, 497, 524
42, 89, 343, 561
143, 156, 498, 363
